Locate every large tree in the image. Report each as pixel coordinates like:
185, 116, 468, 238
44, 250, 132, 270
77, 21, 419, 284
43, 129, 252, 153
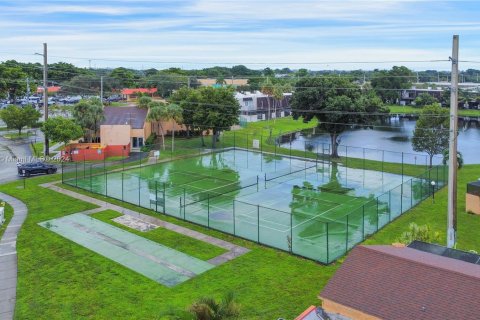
194, 86, 240, 148
0, 66, 28, 102
0, 105, 41, 135
291, 77, 387, 157
147, 101, 170, 150
41, 117, 83, 147
412, 104, 449, 167
170, 87, 201, 138
371, 66, 415, 103
142, 72, 188, 98
109, 67, 138, 88
72, 98, 104, 142
414, 93, 438, 107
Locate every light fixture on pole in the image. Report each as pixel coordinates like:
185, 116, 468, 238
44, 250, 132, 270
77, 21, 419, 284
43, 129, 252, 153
431, 180, 436, 203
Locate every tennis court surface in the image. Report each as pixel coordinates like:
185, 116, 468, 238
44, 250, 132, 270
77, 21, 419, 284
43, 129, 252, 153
65, 149, 447, 263
39, 213, 214, 286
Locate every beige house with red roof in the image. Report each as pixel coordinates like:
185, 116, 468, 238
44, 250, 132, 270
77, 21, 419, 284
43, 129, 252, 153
121, 88, 157, 101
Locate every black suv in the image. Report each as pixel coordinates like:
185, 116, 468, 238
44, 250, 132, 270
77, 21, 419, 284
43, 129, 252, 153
17, 162, 57, 177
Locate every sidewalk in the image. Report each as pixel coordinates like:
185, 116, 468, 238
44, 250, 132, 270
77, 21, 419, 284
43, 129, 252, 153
0, 193, 28, 320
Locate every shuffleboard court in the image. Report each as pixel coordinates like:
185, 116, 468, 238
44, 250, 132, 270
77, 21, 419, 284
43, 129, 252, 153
39, 213, 215, 287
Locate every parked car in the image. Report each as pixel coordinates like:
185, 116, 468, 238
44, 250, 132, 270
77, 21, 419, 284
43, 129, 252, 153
17, 162, 57, 177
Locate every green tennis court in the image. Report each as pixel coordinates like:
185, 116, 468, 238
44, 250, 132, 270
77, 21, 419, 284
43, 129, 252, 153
65, 149, 447, 263
39, 213, 214, 287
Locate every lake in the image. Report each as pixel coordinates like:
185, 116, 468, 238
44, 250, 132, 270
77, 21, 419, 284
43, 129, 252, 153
280, 116, 480, 165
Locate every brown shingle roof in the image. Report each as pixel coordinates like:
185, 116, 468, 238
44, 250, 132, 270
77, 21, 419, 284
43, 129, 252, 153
320, 245, 480, 320
102, 106, 147, 129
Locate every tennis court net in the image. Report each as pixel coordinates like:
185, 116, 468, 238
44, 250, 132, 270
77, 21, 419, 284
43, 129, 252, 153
182, 176, 259, 207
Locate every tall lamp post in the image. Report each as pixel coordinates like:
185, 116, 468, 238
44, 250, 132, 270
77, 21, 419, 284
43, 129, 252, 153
35, 43, 49, 156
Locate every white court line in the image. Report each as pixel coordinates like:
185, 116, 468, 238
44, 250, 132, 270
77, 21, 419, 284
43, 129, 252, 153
291, 195, 363, 230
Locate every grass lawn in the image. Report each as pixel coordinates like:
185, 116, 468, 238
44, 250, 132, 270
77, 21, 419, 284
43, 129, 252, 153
4, 132, 32, 139
388, 104, 480, 117
1, 159, 480, 318
0, 203, 13, 238
0, 174, 338, 319
30, 142, 44, 157
90, 210, 226, 260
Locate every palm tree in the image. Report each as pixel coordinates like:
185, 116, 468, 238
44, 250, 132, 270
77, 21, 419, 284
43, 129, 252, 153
442, 150, 464, 169
272, 84, 284, 123
188, 292, 240, 320
72, 98, 105, 142
147, 101, 169, 150
167, 103, 183, 152
138, 96, 152, 109
260, 78, 274, 120
215, 77, 227, 86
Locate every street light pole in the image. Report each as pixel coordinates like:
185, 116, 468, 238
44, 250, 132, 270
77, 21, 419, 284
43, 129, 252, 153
42, 43, 49, 156
447, 35, 459, 248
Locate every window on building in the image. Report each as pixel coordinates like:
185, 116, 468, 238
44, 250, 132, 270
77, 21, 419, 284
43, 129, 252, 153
132, 137, 144, 148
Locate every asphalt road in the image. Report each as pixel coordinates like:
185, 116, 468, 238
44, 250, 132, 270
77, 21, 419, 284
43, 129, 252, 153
0, 131, 35, 184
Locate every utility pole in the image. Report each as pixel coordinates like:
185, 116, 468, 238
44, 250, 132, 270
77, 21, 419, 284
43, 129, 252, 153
187, 76, 191, 88
447, 35, 459, 248
100, 76, 104, 106
43, 43, 49, 156
26, 77, 30, 102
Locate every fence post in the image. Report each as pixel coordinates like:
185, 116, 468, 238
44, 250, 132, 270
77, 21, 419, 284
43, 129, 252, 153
183, 188, 186, 219
388, 190, 391, 222
75, 162, 78, 187
376, 198, 380, 230
61, 162, 64, 183
155, 181, 158, 212
233, 131, 236, 149
362, 206, 365, 239
233, 200, 236, 234
260, 134, 263, 172
105, 170, 108, 196
163, 183, 166, 213
382, 150, 384, 174
121, 173, 124, 201
326, 222, 329, 263
410, 178, 413, 208
138, 176, 141, 206
401, 152, 404, 183
257, 205, 260, 243
345, 145, 348, 167
207, 194, 210, 228
345, 215, 349, 252
363, 147, 365, 170
290, 211, 293, 253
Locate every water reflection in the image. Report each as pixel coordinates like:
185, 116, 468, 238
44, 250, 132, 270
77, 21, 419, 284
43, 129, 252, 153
280, 116, 480, 164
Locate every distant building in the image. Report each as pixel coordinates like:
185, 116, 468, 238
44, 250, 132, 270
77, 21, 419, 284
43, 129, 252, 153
121, 88, 157, 101
101, 106, 150, 151
198, 78, 248, 87
318, 242, 480, 320
36, 86, 61, 94
400, 86, 443, 105
235, 91, 292, 123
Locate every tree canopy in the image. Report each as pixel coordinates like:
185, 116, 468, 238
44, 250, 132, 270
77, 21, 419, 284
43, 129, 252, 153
414, 93, 438, 107
41, 117, 83, 146
291, 77, 387, 157
72, 98, 104, 142
412, 104, 449, 167
0, 105, 41, 134
371, 66, 415, 103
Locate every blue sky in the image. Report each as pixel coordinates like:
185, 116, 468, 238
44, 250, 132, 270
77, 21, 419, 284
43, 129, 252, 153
1, 0, 480, 70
